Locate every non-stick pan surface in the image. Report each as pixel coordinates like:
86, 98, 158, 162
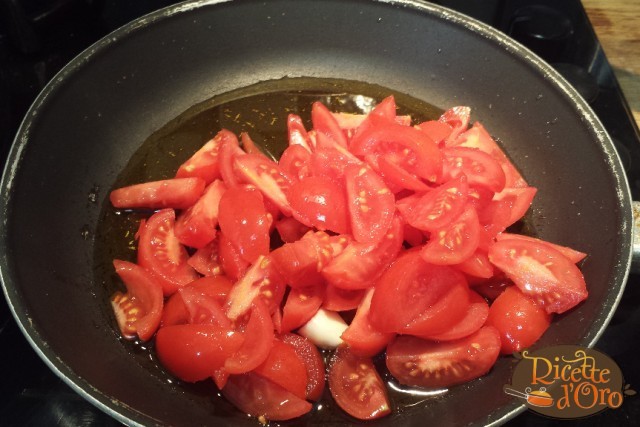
0, 0, 632, 426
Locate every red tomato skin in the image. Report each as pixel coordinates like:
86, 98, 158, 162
224, 300, 275, 375
176, 133, 222, 183
420, 204, 481, 265
217, 231, 250, 281
488, 239, 588, 314
485, 286, 552, 354
281, 285, 324, 333
240, 132, 267, 157
312, 101, 349, 148
274, 217, 311, 243
269, 230, 333, 289
344, 164, 395, 244
369, 251, 470, 337
454, 122, 528, 188
323, 285, 366, 312
253, 339, 309, 400
287, 114, 313, 151
233, 154, 293, 215
288, 176, 350, 234
396, 175, 469, 232
321, 216, 403, 290
111, 260, 163, 341
454, 249, 495, 279
328, 348, 391, 421
416, 120, 453, 144
187, 239, 223, 277
174, 179, 226, 249
425, 290, 489, 341
495, 232, 587, 264
439, 106, 471, 144
222, 373, 313, 421
160, 276, 232, 328
280, 333, 326, 401
218, 186, 272, 264
110, 177, 205, 210
155, 324, 244, 382
442, 146, 506, 193
279, 143, 312, 181
136, 209, 199, 296
341, 289, 395, 357
386, 326, 501, 388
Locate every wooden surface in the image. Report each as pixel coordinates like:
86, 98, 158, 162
583, 0, 640, 127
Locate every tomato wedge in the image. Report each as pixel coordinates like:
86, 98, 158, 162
442, 146, 506, 193
225, 299, 275, 374
485, 286, 552, 354
155, 323, 244, 382
233, 154, 293, 215
110, 177, 205, 210
424, 290, 489, 341
222, 372, 313, 421
369, 250, 470, 337
344, 164, 394, 243
396, 175, 469, 232
322, 216, 403, 290
176, 133, 222, 183
253, 338, 309, 400
280, 285, 324, 333
438, 106, 471, 144
386, 326, 501, 388
137, 209, 199, 296
341, 289, 395, 357
174, 179, 226, 249
311, 101, 349, 148
288, 176, 350, 234
495, 232, 587, 264
420, 204, 480, 265
111, 260, 163, 341
218, 185, 272, 264
280, 333, 326, 401
328, 347, 391, 420
287, 113, 313, 151
488, 238, 588, 314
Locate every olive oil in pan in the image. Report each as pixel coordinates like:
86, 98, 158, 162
92, 77, 516, 422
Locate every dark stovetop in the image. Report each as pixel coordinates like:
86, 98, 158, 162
1, 0, 639, 426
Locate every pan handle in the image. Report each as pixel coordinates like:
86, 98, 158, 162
632, 201, 640, 273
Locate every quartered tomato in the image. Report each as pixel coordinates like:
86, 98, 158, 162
280, 285, 324, 333
438, 106, 471, 143
137, 209, 199, 296
420, 204, 480, 265
495, 232, 587, 264
160, 276, 232, 327
341, 289, 395, 357
386, 326, 501, 388
288, 176, 350, 234
222, 373, 313, 421
218, 185, 272, 264
488, 238, 588, 314
287, 114, 314, 151
111, 260, 163, 341
187, 239, 223, 276
233, 154, 293, 215
155, 323, 244, 382
174, 179, 226, 249
485, 286, 551, 354
425, 290, 489, 341
279, 144, 312, 181
396, 175, 469, 232
224, 299, 275, 374
344, 164, 394, 244
442, 146, 506, 193
323, 285, 366, 312
321, 216, 402, 290
176, 132, 223, 183
369, 250, 470, 337
110, 177, 205, 210
280, 333, 326, 401
328, 348, 391, 420
311, 101, 349, 148
253, 338, 309, 399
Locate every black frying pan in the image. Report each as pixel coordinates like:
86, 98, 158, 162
0, 0, 632, 426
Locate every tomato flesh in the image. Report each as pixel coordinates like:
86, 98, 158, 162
328, 348, 391, 420
386, 326, 501, 388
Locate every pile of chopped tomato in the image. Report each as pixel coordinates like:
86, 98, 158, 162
109, 96, 588, 422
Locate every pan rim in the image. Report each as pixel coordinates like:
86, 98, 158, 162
0, 0, 632, 426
